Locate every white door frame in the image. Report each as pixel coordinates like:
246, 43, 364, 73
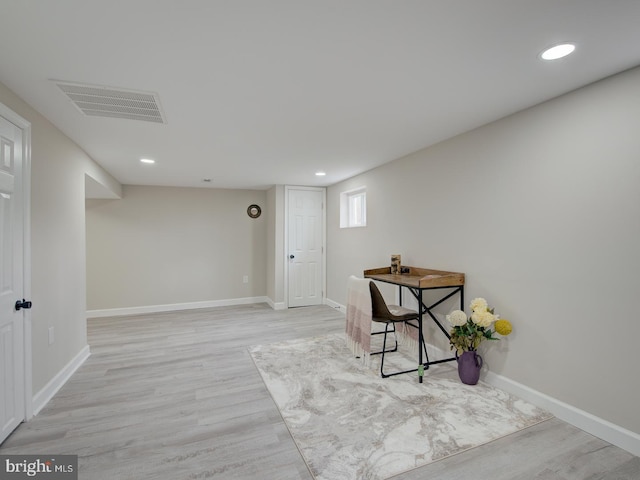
0, 102, 33, 421
284, 185, 326, 308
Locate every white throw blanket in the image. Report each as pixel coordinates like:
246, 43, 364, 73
345, 275, 373, 365
345, 275, 420, 367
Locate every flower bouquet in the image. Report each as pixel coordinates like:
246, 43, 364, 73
446, 297, 512, 384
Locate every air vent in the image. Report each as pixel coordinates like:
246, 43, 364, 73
55, 81, 166, 124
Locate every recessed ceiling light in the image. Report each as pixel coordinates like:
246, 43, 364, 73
315, 171, 326, 176
140, 158, 155, 164
540, 43, 576, 60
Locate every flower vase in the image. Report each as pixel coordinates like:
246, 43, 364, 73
457, 351, 483, 385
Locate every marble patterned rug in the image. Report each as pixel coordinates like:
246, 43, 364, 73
249, 333, 552, 480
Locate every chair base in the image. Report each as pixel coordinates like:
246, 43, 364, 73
371, 320, 430, 378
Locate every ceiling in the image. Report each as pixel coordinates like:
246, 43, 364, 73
2, 1, 640, 191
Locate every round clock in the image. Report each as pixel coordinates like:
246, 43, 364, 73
247, 204, 261, 218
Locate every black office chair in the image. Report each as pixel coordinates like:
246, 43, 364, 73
369, 281, 428, 378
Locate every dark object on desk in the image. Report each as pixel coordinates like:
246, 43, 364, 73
390, 254, 401, 274
400, 266, 410, 274
369, 282, 425, 378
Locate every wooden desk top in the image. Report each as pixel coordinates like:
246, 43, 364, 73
364, 266, 465, 289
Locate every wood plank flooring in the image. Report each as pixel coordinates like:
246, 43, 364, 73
1, 304, 638, 479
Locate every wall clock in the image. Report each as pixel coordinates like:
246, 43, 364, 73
247, 204, 261, 218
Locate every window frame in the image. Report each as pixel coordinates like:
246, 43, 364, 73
340, 186, 367, 228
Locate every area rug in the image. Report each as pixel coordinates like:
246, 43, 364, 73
248, 333, 552, 480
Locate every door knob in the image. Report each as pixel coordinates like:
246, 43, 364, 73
15, 299, 32, 311
289, 254, 295, 259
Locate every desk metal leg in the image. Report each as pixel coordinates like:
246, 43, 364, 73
418, 289, 424, 383
415, 286, 464, 381
399, 286, 424, 383
396, 284, 464, 383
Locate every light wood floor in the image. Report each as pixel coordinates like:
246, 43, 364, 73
1, 304, 638, 479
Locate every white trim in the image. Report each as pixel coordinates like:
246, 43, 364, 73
324, 298, 639, 456
340, 185, 367, 228
484, 371, 640, 457
32, 346, 90, 415
87, 296, 270, 318
283, 187, 289, 308
0, 103, 33, 421
22, 116, 32, 420
266, 297, 287, 310
324, 297, 346, 314
422, 341, 640, 457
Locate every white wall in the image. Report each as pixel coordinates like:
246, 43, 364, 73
0, 81, 121, 396
266, 185, 285, 308
327, 66, 640, 435
86, 185, 267, 311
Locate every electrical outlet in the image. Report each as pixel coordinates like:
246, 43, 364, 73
48, 326, 55, 345
242, 275, 249, 284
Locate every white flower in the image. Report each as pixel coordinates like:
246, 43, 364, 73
470, 297, 488, 312
471, 310, 495, 328
446, 310, 468, 326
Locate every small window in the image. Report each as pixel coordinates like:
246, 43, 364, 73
340, 187, 367, 228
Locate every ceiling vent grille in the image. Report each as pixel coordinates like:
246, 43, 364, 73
55, 81, 166, 124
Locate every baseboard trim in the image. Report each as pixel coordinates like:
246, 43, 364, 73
265, 297, 287, 310
324, 297, 346, 314
420, 341, 640, 457
87, 296, 270, 318
32, 345, 90, 415
484, 370, 640, 457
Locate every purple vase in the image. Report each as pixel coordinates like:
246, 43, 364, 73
457, 351, 483, 385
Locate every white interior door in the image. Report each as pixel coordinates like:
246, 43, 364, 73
287, 188, 324, 307
0, 113, 26, 444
